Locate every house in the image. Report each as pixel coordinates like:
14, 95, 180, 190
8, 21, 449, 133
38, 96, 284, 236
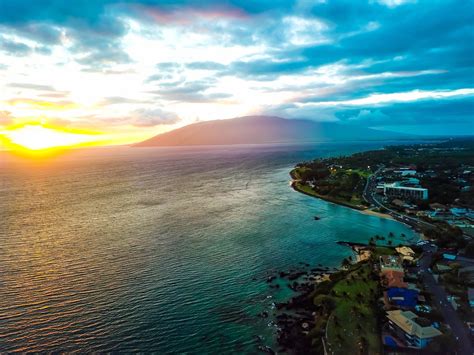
468, 288, 474, 308
396, 246, 416, 262
386, 287, 419, 308
391, 199, 406, 208
386, 310, 442, 349
429, 202, 447, 211
404, 177, 420, 186
458, 266, 474, 284
380, 255, 404, 272
443, 253, 457, 261
451, 207, 468, 216
381, 270, 407, 288
435, 264, 452, 273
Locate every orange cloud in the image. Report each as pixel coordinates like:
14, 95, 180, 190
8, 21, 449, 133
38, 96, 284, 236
5, 98, 79, 110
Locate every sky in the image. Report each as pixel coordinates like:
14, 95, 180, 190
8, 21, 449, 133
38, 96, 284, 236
0, 0, 473, 147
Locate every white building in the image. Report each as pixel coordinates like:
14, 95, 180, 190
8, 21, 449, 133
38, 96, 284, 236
395, 169, 417, 177
384, 182, 428, 200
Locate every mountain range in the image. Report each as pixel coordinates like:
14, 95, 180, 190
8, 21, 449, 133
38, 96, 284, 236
135, 116, 408, 147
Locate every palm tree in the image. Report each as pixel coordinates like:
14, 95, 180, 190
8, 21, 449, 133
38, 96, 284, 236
342, 258, 351, 268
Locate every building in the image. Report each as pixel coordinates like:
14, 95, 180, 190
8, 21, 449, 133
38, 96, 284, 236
396, 246, 416, 262
395, 169, 417, 177
381, 270, 407, 288
443, 253, 457, 261
386, 287, 419, 308
380, 255, 404, 272
405, 177, 420, 185
458, 266, 474, 285
386, 310, 442, 349
384, 182, 428, 200
469, 288, 474, 308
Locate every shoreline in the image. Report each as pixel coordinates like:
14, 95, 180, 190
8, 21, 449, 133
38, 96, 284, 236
359, 208, 394, 220
290, 171, 396, 221
291, 180, 367, 211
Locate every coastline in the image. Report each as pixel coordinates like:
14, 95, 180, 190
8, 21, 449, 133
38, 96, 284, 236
291, 180, 367, 211
290, 169, 395, 221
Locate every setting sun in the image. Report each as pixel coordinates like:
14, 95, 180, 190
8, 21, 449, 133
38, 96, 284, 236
2, 125, 97, 151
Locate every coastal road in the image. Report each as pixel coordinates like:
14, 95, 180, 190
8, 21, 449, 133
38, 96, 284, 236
417, 246, 473, 355
363, 167, 435, 231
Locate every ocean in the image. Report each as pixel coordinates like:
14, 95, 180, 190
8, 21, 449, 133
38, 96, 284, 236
0, 143, 415, 353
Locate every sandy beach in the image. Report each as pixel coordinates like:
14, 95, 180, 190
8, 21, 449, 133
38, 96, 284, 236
360, 209, 394, 220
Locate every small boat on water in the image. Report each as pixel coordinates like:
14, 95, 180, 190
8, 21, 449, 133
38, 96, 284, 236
313, 216, 321, 220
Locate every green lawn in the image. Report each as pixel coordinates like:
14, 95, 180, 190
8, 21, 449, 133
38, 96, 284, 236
349, 169, 372, 178
293, 182, 367, 210
324, 262, 382, 354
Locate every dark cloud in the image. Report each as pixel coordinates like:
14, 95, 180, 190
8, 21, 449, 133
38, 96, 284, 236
0, 36, 31, 56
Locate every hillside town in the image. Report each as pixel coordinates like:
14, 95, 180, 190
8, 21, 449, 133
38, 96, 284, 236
287, 139, 474, 354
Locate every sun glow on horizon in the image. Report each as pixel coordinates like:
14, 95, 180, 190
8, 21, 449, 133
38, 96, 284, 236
1, 124, 99, 152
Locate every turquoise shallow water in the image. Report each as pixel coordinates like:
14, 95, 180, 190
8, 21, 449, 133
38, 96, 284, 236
0, 143, 415, 353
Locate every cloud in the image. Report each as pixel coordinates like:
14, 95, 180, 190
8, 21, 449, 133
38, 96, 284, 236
0, 110, 13, 126
131, 108, 181, 127
0, 0, 472, 134
150, 79, 232, 103
0, 36, 31, 56
8, 82, 56, 91
301, 88, 474, 108
375, 0, 416, 8
75, 45, 131, 67
99, 96, 150, 106
186, 61, 226, 71
5, 98, 78, 110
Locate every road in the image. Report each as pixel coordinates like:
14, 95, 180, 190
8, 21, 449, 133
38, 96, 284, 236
416, 245, 473, 355
363, 166, 435, 231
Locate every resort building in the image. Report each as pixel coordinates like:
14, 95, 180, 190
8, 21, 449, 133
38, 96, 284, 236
384, 182, 428, 200
386, 310, 442, 349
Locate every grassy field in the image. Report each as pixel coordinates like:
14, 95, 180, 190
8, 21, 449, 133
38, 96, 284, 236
309, 247, 398, 354
324, 262, 382, 355
348, 168, 372, 178
293, 181, 368, 210
291, 165, 370, 211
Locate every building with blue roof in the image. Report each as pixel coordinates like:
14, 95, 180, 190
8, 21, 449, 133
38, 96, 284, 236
387, 287, 419, 308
